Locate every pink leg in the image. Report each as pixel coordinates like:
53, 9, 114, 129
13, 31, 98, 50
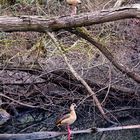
67, 124, 71, 140
71, 6, 77, 15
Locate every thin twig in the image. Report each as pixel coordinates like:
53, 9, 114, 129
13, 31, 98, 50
46, 31, 117, 125
0, 93, 41, 109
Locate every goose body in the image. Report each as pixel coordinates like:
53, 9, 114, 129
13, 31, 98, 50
66, 0, 81, 5
66, 0, 81, 15
56, 103, 77, 140
56, 103, 77, 126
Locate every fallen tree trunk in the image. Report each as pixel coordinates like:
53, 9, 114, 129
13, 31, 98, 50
0, 125, 140, 140
0, 4, 139, 32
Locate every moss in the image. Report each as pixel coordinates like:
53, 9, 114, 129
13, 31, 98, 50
0, 0, 16, 5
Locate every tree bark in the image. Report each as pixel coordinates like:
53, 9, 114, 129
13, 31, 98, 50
0, 4, 139, 32
0, 125, 140, 140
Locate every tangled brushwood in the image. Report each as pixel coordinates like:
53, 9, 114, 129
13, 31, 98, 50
0, 0, 140, 139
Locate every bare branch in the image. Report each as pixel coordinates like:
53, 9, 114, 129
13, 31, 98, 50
46, 32, 117, 125
68, 27, 140, 83
0, 93, 41, 109
0, 4, 139, 32
0, 125, 140, 140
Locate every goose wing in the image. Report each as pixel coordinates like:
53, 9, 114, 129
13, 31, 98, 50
56, 113, 70, 126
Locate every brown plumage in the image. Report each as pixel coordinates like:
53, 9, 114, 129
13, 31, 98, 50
56, 103, 77, 140
66, 0, 81, 15
56, 103, 77, 126
66, 0, 81, 5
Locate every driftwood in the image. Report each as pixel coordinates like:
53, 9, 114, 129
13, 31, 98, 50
0, 4, 139, 32
0, 125, 140, 140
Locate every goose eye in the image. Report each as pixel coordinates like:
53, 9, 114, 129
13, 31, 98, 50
72, 103, 76, 107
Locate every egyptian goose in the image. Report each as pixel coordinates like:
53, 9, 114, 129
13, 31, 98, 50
56, 103, 77, 140
66, 0, 81, 15
0, 108, 10, 125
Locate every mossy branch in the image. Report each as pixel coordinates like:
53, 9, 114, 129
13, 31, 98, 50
67, 27, 140, 83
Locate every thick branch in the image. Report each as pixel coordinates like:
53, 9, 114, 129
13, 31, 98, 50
0, 4, 139, 32
0, 125, 140, 140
